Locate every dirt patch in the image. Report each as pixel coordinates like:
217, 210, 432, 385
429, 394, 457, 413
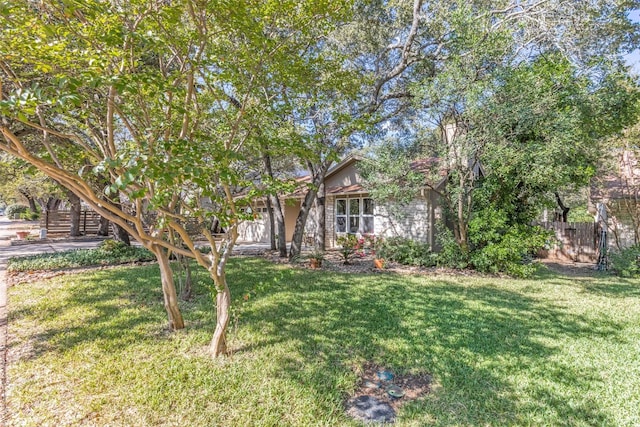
345, 362, 432, 423
538, 259, 600, 277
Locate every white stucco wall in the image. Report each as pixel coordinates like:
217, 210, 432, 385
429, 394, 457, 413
237, 212, 270, 243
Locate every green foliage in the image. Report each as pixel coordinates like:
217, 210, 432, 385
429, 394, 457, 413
308, 250, 325, 262
609, 245, 640, 277
99, 239, 131, 253
20, 208, 40, 220
567, 206, 595, 223
467, 209, 549, 277
436, 227, 470, 270
336, 234, 360, 265
7, 246, 154, 272
358, 141, 425, 215
5, 203, 28, 219
377, 236, 437, 267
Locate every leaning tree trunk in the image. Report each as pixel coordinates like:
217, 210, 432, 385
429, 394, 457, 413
19, 190, 38, 213
209, 274, 231, 357
153, 245, 185, 330
112, 221, 131, 245
289, 161, 331, 259
67, 191, 82, 237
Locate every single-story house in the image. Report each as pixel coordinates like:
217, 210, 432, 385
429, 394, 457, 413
238, 155, 447, 249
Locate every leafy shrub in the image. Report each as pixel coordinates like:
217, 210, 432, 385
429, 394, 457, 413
336, 234, 360, 264
377, 236, 437, 267
20, 209, 40, 220
5, 204, 28, 219
609, 245, 640, 277
435, 227, 469, 269
7, 245, 155, 272
466, 209, 547, 277
99, 239, 130, 253
469, 226, 547, 277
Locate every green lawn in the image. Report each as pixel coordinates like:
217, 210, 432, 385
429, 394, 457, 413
7, 259, 640, 426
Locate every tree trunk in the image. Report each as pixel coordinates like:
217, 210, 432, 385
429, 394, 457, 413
68, 191, 81, 236
555, 192, 570, 223
209, 278, 231, 357
289, 162, 331, 259
46, 197, 61, 212
153, 246, 185, 330
266, 197, 276, 250
111, 221, 131, 244
314, 181, 326, 251
270, 195, 287, 257
262, 151, 287, 256
19, 190, 38, 212
110, 198, 131, 245
98, 215, 110, 236
179, 254, 193, 301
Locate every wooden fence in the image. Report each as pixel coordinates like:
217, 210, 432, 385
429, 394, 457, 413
537, 221, 598, 262
40, 210, 106, 236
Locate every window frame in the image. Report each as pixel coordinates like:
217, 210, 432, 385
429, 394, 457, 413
335, 196, 374, 235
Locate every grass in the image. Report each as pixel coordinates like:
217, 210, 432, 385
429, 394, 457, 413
7, 259, 640, 426
6, 246, 155, 272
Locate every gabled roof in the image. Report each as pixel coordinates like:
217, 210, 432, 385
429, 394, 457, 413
287, 154, 447, 198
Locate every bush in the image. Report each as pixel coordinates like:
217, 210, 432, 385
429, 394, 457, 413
469, 226, 547, 277
5, 204, 28, 219
20, 209, 40, 220
435, 227, 469, 269
377, 236, 437, 267
609, 245, 640, 277
99, 239, 130, 253
336, 234, 361, 264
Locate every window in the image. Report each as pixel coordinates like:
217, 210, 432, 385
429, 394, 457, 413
336, 199, 347, 233
336, 197, 374, 234
362, 198, 374, 233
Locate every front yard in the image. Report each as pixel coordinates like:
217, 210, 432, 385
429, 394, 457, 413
6, 258, 640, 426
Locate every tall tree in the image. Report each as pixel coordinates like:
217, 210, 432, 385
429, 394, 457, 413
1, 0, 352, 356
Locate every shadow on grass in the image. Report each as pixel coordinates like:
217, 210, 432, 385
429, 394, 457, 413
229, 260, 623, 425
8, 257, 632, 425
9, 264, 171, 360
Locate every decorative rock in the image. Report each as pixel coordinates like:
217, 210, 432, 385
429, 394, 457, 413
362, 380, 380, 389
376, 370, 394, 381
346, 395, 396, 424
386, 385, 405, 399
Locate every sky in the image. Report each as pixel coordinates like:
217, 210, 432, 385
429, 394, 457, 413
625, 10, 640, 74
